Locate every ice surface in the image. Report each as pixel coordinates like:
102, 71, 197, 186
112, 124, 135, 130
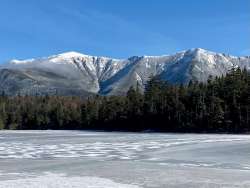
0, 131, 250, 188
0, 173, 141, 188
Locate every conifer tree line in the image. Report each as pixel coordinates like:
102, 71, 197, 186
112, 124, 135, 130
0, 68, 249, 133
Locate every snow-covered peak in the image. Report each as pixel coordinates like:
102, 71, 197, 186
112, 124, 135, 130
185, 48, 214, 55
56, 51, 88, 58
184, 48, 237, 59
192, 48, 208, 52
48, 51, 95, 63
9, 52, 96, 66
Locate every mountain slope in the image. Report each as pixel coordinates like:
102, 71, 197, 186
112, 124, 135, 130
0, 49, 249, 96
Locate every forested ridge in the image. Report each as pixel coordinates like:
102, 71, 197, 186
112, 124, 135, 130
0, 68, 249, 133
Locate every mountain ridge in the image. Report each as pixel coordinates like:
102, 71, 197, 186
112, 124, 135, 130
0, 48, 250, 96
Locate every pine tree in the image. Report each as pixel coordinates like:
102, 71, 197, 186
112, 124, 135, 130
0, 116, 4, 129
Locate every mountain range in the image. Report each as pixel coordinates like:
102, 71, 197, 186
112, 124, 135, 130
0, 48, 249, 96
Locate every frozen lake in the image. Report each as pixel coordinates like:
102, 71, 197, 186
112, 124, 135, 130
0, 131, 250, 188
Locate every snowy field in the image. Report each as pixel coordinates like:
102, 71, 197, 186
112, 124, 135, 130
0, 131, 250, 188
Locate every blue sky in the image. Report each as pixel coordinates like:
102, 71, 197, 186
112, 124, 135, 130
0, 0, 249, 62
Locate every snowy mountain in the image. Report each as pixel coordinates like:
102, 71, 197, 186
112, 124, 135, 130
0, 48, 249, 96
